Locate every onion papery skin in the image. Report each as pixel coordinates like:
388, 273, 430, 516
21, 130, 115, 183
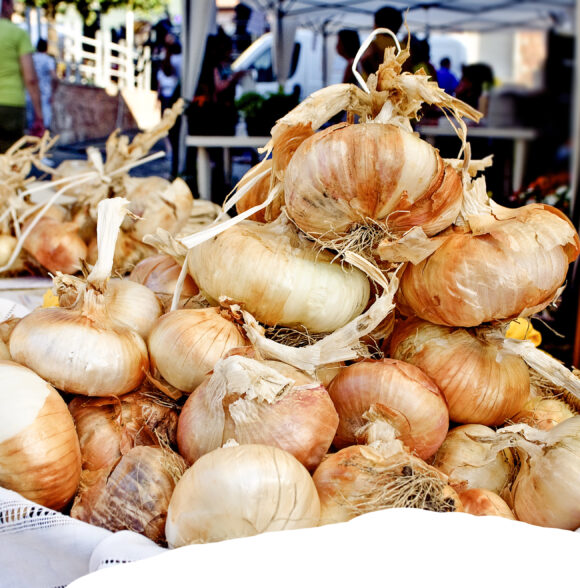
0, 361, 81, 510
458, 488, 515, 519
130, 254, 199, 298
509, 417, 580, 529
71, 445, 185, 545
283, 122, 462, 238
22, 216, 87, 275
177, 356, 339, 470
389, 317, 529, 425
327, 358, 448, 460
312, 444, 461, 525
148, 307, 249, 393
397, 205, 580, 327
187, 217, 370, 333
0, 339, 10, 360
69, 390, 179, 472
104, 278, 163, 339
510, 396, 574, 431
165, 444, 321, 547
432, 425, 514, 495
123, 177, 193, 241
10, 295, 149, 396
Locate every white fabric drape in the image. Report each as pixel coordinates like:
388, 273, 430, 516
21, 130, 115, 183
177, 0, 217, 173
272, 14, 298, 85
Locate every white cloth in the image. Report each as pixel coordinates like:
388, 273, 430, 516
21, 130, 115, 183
0, 487, 165, 588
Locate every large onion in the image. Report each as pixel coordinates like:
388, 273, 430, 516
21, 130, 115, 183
186, 215, 370, 333
312, 440, 462, 525
389, 317, 529, 425
283, 122, 463, 239
148, 307, 248, 393
432, 424, 514, 495
0, 360, 81, 510
177, 355, 338, 470
71, 445, 186, 544
327, 358, 449, 460
165, 444, 320, 546
396, 204, 580, 327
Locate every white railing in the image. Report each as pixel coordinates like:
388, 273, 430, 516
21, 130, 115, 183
60, 26, 151, 90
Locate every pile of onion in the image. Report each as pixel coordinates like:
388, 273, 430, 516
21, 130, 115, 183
389, 317, 530, 425
327, 357, 449, 460
396, 203, 580, 327
0, 361, 81, 510
177, 355, 339, 470
165, 443, 320, 546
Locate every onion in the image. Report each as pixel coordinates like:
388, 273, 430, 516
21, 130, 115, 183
0, 338, 10, 360
0, 234, 18, 267
312, 440, 462, 525
165, 444, 321, 546
129, 254, 198, 298
327, 358, 449, 460
71, 445, 186, 545
457, 488, 515, 519
10, 199, 150, 396
186, 215, 370, 333
432, 424, 514, 494
0, 360, 81, 510
496, 417, 580, 529
177, 355, 339, 470
389, 317, 529, 425
283, 122, 463, 239
511, 396, 574, 431
397, 204, 580, 327
69, 388, 179, 472
148, 307, 248, 393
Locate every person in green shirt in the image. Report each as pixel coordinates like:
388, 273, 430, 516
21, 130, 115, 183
0, 0, 45, 153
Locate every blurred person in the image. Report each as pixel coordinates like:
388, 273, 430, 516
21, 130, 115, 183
232, 3, 253, 57
27, 39, 56, 130
336, 29, 361, 85
406, 36, 440, 123
359, 5, 404, 79
437, 57, 459, 95
455, 63, 495, 117
157, 42, 180, 113
0, 0, 44, 152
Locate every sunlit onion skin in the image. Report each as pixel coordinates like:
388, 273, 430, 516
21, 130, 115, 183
177, 357, 339, 470
397, 205, 580, 327
511, 396, 574, 431
165, 444, 321, 547
390, 317, 529, 425
284, 122, 463, 238
10, 292, 149, 396
69, 390, 179, 472
313, 443, 461, 525
458, 488, 515, 519
130, 254, 199, 297
71, 445, 185, 545
22, 215, 87, 274
0, 361, 81, 510
148, 307, 249, 393
327, 358, 449, 460
433, 424, 514, 495
187, 217, 370, 333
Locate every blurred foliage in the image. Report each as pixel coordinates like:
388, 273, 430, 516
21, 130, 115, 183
24, 0, 167, 22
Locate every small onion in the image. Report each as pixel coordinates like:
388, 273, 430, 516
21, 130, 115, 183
165, 444, 321, 546
69, 389, 179, 472
328, 358, 449, 460
312, 441, 462, 525
457, 488, 515, 519
510, 396, 574, 431
397, 204, 580, 327
177, 355, 339, 470
432, 425, 514, 495
389, 317, 529, 425
0, 360, 81, 510
129, 254, 199, 298
71, 445, 186, 545
186, 215, 370, 333
148, 307, 248, 393
284, 122, 463, 238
